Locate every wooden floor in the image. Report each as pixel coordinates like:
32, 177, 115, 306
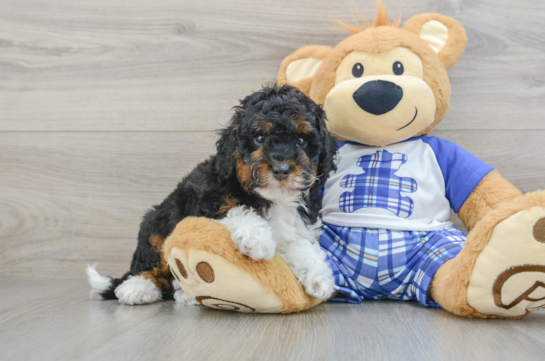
2, 0, 545, 360
1, 279, 544, 361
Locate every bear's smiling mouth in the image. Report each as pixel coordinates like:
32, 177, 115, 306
396, 107, 418, 131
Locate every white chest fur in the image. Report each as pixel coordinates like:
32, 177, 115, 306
264, 195, 319, 254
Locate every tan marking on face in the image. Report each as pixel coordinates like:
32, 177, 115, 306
256, 162, 270, 186
293, 117, 314, 134
235, 152, 253, 190
218, 196, 239, 216
251, 147, 265, 178
293, 165, 302, 181
298, 152, 317, 187
251, 147, 263, 160
263, 122, 274, 134
252, 118, 274, 134
236, 148, 267, 190
251, 120, 262, 133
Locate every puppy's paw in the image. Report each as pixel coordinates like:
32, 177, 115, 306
172, 279, 200, 305
114, 276, 162, 305
298, 268, 335, 300
231, 228, 276, 261
217, 206, 276, 261
174, 290, 200, 305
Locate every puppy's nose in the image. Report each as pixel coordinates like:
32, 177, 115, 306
353, 80, 403, 115
271, 163, 291, 181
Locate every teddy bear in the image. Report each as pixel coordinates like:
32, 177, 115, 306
163, 1, 545, 318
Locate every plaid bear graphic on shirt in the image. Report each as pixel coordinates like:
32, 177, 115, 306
339, 150, 417, 218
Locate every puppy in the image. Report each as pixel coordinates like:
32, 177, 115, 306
87, 84, 338, 305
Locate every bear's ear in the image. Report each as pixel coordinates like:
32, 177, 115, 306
277, 45, 332, 95
403, 13, 467, 69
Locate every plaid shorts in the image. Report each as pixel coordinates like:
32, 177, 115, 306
319, 224, 466, 307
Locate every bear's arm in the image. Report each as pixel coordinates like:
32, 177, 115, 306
458, 170, 522, 231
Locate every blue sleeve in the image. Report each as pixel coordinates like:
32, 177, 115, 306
421, 136, 494, 213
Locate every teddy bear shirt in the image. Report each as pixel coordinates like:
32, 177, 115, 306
320, 136, 494, 231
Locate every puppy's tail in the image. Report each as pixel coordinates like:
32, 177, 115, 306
86, 264, 125, 300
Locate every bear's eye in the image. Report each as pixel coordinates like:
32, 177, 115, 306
393, 61, 404, 75
352, 63, 364, 78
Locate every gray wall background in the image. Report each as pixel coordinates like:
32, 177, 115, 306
1, 0, 544, 279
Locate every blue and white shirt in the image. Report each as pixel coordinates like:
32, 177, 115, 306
321, 136, 494, 231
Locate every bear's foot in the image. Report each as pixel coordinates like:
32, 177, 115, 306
467, 205, 545, 317
432, 191, 545, 318
168, 247, 284, 313
163, 217, 324, 313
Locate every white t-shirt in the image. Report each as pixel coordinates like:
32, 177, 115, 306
321, 136, 493, 231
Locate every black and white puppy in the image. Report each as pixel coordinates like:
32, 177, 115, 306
87, 84, 338, 305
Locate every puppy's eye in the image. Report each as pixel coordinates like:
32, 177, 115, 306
254, 134, 266, 145
352, 63, 364, 78
393, 61, 404, 75
296, 138, 307, 147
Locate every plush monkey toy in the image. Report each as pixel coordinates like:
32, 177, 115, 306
164, 1, 545, 318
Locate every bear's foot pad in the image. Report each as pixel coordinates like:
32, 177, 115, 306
468, 207, 545, 317
168, 247, 284, 313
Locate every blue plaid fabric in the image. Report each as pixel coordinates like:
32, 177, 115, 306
339, 150, 417, 218
319, 223, 466, 307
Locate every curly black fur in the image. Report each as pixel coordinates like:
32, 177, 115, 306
100, 84, 338, 300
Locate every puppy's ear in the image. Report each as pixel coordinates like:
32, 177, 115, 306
278, 45, 332, 95
215, 114, 240, 182
315, 110, 338, 186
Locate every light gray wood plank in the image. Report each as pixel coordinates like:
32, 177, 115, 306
0, 280, 167, 361
0, 130, 543, 278
1, 280, 545, 361
1, 0, 545, 131
0, 131, 216, 279
0, 279, 82, 313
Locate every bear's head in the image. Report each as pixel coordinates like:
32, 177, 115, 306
278, 1, 467, 146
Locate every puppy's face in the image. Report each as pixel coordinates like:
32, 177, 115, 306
216, 85, 337, 200
237, 114, 320, 198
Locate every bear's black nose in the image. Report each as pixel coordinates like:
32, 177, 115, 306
271, 163, 291, 181
352, 80, 403, 115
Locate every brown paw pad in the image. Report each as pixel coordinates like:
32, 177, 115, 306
196, 262, 215, 283
175, 258, 188, 279
195, 296, 255, 312
533, 217, 545, 243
